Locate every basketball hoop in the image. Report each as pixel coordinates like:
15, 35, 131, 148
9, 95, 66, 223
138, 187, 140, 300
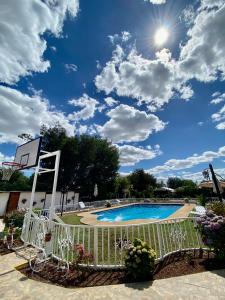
0, 162, 22, 181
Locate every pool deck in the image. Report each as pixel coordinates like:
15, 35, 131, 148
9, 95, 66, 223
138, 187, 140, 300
77, 203, 195, 226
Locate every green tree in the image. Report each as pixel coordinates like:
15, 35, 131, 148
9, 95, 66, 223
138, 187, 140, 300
0, 171, 31, 191
115, 175, 130, 198
37, 125, 119, 200
167, 177, 183, 189
128, 169, 156, 197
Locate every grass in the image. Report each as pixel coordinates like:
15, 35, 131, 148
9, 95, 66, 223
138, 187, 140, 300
53, 215, 204, 266
60, 213, 82, 225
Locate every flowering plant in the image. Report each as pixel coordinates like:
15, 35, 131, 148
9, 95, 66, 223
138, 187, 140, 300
125, 238, 156, 281
196, 210, 225, 260
73, 243, 93, 265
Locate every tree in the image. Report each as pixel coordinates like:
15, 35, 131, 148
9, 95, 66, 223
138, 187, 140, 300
167, 177, 184, 189
0, 171, 32, 191
37, 125, 119, 200
115, 175, 130, 198
128, 169, 157, 197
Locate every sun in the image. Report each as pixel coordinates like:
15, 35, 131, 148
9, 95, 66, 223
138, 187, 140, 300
154, 27, 169, 47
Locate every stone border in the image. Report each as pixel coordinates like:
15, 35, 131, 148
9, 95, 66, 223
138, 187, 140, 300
77, 203, 195, 225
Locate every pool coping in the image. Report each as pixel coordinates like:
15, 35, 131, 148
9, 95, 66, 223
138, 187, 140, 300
77, 203, 195, 225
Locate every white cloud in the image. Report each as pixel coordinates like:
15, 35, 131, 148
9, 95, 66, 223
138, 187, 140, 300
108, 31, 131, 45
95, 48, 192, 111
68, 94, 99, 121
198, 121, 204, 126
118, 144, 162, 166
64, 63, 78, 73
144, 0, 166, 4
0, 0, 79, 84
0, 85, 75, 144
104, 97, 119, 107
212, 104, 225, 129
97, 104, 166, 143
0, 152, 14, 165
210, 92, 225, 105
147, 146, 225, 175
179, 1, 225, 83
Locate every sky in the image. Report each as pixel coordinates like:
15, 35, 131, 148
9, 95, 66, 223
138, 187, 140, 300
0, 0, 225, 182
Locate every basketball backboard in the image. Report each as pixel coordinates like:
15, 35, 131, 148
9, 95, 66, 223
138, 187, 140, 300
14, 137, 42, 170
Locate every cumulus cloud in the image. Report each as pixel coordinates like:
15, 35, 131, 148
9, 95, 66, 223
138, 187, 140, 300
0, 0, 79, 84
104, 97, 119, 107
0, 85, 75, 144
68, 94, 99, 121
108, 31, 131, 45
64, 63, 78, 73
97, 104, 166, 143
179, 1, 225, 82
96, 1, 225, 111
0, 152, 14, 165
118, 145, 162, 166
212, 104, 225, 129
147, 146, 225, 175
95, 48, 192, 111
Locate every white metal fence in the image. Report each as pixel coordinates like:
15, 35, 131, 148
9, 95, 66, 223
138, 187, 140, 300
21, 213, 204, 268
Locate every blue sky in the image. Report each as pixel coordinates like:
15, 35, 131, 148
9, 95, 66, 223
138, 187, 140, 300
0, 0, 225, 182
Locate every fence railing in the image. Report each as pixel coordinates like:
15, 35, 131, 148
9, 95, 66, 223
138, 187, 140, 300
21, 214, 204, 268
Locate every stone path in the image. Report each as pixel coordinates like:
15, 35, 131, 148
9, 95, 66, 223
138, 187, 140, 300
0, 252, 225, 299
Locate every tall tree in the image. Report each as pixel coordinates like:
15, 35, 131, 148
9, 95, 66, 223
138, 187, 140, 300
128, 169, 157, 197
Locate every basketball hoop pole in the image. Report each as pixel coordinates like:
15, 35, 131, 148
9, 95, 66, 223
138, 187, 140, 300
26, 150, 61, 236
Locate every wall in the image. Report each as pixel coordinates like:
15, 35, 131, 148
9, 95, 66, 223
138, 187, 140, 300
0, 192, 9, 216
0, 191, 79, 215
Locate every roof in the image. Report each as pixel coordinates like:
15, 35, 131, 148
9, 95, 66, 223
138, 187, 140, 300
198, 181, 225, 189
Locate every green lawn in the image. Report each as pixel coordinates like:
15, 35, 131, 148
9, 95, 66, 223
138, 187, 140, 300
60, 213, 82, 225
53, 216, 204, 266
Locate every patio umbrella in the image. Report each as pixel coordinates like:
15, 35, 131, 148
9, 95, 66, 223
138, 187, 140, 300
94, 184, 98, 198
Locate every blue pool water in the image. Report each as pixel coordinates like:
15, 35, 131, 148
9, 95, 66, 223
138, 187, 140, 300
93, 204, 183, 222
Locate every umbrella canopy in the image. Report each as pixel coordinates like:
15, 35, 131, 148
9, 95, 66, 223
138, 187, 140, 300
199, 181, 225, 190
93, 184, 98, 197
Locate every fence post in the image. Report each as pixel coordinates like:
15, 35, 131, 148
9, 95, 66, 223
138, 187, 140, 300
94, 227, 98, 266
156, 223, 164, 259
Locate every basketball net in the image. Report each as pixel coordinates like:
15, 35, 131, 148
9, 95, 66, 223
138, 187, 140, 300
0, 162, 22, 181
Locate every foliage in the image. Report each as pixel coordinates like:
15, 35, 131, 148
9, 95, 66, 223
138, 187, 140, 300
198, 194, 207, 207
196, 210, 225, 260
128, 169, 156, 197
167, 177, 197, 190
125, 238, 156, 281
115, 175, 130, 198
209, 202, 225, 217
35, 124, 119, 199
105, 201, 111, 208
72, 243, 93, 266
0, 171, 32, 191
3, 210, 25, 229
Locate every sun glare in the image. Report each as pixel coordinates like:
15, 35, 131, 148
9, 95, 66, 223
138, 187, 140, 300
154, 27, 169, 47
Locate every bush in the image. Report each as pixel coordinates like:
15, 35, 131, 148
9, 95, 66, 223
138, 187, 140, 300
196, 210, 225, 260
3, 210, 25, 229
198, 194, 207, 207
209, 202, 225, 217
105, 201, 111, 208
125, 238, 156, 281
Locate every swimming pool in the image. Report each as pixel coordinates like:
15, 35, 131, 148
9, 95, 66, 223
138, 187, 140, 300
93, 204, 183, 222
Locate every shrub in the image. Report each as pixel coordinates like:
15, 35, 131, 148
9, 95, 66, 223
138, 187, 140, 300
198, 194, 207, 207
125, 238, 156, 281
196, 210, 225, 260
105, 201, 111, 208
3, 210, 25, 229
209, 202, 225, 217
